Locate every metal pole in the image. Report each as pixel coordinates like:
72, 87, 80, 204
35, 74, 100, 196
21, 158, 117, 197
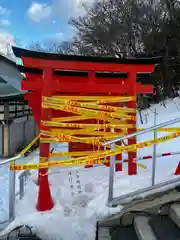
152, 108, 157, 186
124, 150, 180, 163
0, 155, 23, 166
104, 117, 180, 145
9, 160, 16, 221
19, 176, 24, 200
112, 176, 180, 206
107, 128, 116, 207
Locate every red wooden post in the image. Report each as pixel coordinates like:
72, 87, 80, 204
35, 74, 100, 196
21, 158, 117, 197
114, 101, 123, 172
175, 161, 180, 175
84, 118, 95, 168
100, 120, 110, 168
115, 133, 122, 171
127, 72, 137, 175
36, 68, 54, 211
84, 72, 96, 168
105, 127, 111, 167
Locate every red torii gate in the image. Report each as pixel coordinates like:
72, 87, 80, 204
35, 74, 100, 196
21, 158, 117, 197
13, 47, 160, 211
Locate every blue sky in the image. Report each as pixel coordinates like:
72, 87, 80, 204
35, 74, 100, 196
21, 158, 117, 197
0, 0, 89, 48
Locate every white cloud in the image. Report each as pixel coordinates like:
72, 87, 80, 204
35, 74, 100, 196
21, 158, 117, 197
27, 2, 52, 22
0, 30, 16, 61
0, 6, 11, 27
55, 32, 64, 38
44, 32, 64, 43
66, 0, 86, 16
49, 0, 95, 20
73, 0, 93, 8
0, 6, 10, 16
27, 0, 95, 24
71, 0, 95, 11
0, 19, 10, 26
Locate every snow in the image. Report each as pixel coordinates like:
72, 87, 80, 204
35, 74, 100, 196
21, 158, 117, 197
0, 151, 39, 224
1, 97, 180, 239
0, 30, 16, 61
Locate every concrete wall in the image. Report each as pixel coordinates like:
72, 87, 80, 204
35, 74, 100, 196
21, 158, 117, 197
24, 119, 36, 143
0, 117, 37, 158
9, 121, 24, 156
9, 117, 36, 156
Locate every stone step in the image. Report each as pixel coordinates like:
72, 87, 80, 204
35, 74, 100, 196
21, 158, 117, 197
110, 226, 138, 240
149, 215, 180, 240
98, 227, 111, 240
133, 215, 157, 240
169, 203, 180, 228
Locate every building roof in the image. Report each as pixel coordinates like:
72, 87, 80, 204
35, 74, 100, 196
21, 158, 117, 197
0, 53, 23, 99
0, 54, 17, 69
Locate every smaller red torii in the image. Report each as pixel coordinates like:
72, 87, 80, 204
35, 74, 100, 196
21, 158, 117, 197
13, 46, 162, 211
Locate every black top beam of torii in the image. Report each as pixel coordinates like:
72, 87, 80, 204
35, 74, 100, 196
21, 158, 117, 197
12, 46, 163, 64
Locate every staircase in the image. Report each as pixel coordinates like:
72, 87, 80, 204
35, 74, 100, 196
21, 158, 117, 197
97, 187, 180, 240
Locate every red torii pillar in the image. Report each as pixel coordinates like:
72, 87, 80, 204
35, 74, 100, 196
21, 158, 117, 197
127, 72, 137, 175
36, 68, 54, 211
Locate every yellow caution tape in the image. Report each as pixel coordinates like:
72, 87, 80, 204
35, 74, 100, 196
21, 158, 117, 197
135, 162, 147, 169
138, 128, 180, 132
45, 98, 136, 113
40, 157, 49, 163
10, 134, 40, 170
14, 95, 179, 172
40, 135, 124, 145
16, 134, 40, 157
50, 152, 147, 169
41, 121, 136, 129
43, 96, 136, 102
43, 96, 135, 142
51, 116, 127, 126
10, 158, 147, 170
41, 129, 125, 137
42, 102, 136, 121
50, 151, 104, 157
52, 115, 95, 122
10, 159, 106, 170
40, 135, 121, 146
41, 95, 136, 153
11, 132, 180, 171
41, 127, 180, 145
40, 130, 125, 145
48, 127, 180, 134
14, 95, 179, 171
70, 132, 180, 163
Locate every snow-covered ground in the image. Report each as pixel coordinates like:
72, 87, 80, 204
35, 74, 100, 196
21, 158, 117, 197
0, 151, 39, 223
1, 97, 180, 239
